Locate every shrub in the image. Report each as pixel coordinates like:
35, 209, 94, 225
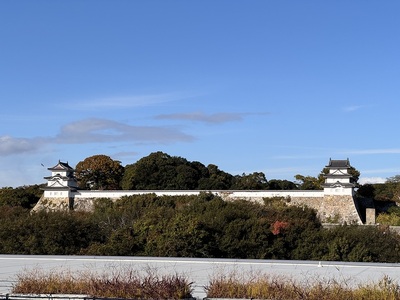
13, 267, 193, 299
206, 271, 400, 300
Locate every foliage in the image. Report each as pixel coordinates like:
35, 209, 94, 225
376, 206, 400, 226
295, 174, 322, 190
122, 152, 209, 190
387, 175, 400, 183
357, 183, 375, 198
199, 163, 234, 189
1, 193, 400, 262
358, 181, 400, 203
320, 225, 400, 262
0, 185, 42, 208
121, 151, 267, 190
268, 179, 298, 190
0, 207, 103, 254
75, 154, 124, 190
80, 194, 322, 259
231, 172, 268, 190
348, 166, 361, 184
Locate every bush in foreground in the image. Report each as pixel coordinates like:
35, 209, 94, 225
205, 272, 400, 300
13, 267, 193, 299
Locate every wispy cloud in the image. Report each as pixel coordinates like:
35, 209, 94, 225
0, 136, 45, 156
56, 118, 194, 144
112, 151, 140, 160
0, 118, 194, 157
343, 104, 371, 113
66, 93, 181, 110
360, 168, 400, 174
343, 148, 400, 155
265, 166, 315, 175
155, 112, 268, 124
272, 154, 327, 160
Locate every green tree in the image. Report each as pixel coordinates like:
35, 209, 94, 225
0, 208, 103, 255
231, 172, 268, 190
197, 164, 233, 190
0, 185, 42, 208
267, 179, 298, 190
348, 166, 361, 184
294, 174, 322, 190
122, 152, 204, 190
122, 152, 236, 190
373, 183, 399, 202
357, 183, 375, 198
386, 175, 400, 183
75, 155, 124, 190
320, 225, 400, 262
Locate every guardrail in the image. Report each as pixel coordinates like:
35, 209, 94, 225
0, 295, 90, 300
0, 295, 196, 300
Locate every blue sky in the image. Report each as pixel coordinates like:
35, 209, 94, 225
1, 1, 400, 187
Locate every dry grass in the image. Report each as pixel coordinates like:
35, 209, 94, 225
205, 272, 400, 300
12, 267, 193, 299
13, 266, 400, 299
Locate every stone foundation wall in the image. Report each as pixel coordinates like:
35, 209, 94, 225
33, 191, 363, 224
72, 198, 96, 212
31, 196, 71, 212
289, 195, 361, 224
218, 192, 362, 224
366, 208, 376, 225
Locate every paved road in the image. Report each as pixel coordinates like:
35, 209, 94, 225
0, 255, 399, 298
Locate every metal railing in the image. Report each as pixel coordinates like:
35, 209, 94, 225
0, 295, 196, 300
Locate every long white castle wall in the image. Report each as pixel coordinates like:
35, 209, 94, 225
73, 190, 202, 198
72, 190, 324, 199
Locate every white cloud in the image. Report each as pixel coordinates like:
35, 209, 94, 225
0, 118, 194, 157
67, 93, 183, 110
343, 104, 370, 112
112, 151, 140, 160
343, 148, 400, 155
272, 154, 327, 160
361, 167, 400, 174
343, 105, 362, 112
0, 136, 44, 156
358, 177, 386, 184
56, 118, 194, 144
155, 112, 268, 124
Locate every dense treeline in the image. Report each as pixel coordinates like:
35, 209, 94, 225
0, 185, 42, 208
358, 175, 400, 202
75, 152, 294, 190
0, 193, 399, 262
75, 152, 364, 191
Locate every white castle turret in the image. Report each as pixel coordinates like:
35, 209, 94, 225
322, 158, 355, 196
43, 161, 78, 199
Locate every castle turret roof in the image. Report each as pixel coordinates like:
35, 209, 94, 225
325, 158, 351, 169
47, 160, 74, 171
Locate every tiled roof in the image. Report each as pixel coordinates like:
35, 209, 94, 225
326, 158, 351, 168
322, 182, 355, 188
47, 160, 74, 171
